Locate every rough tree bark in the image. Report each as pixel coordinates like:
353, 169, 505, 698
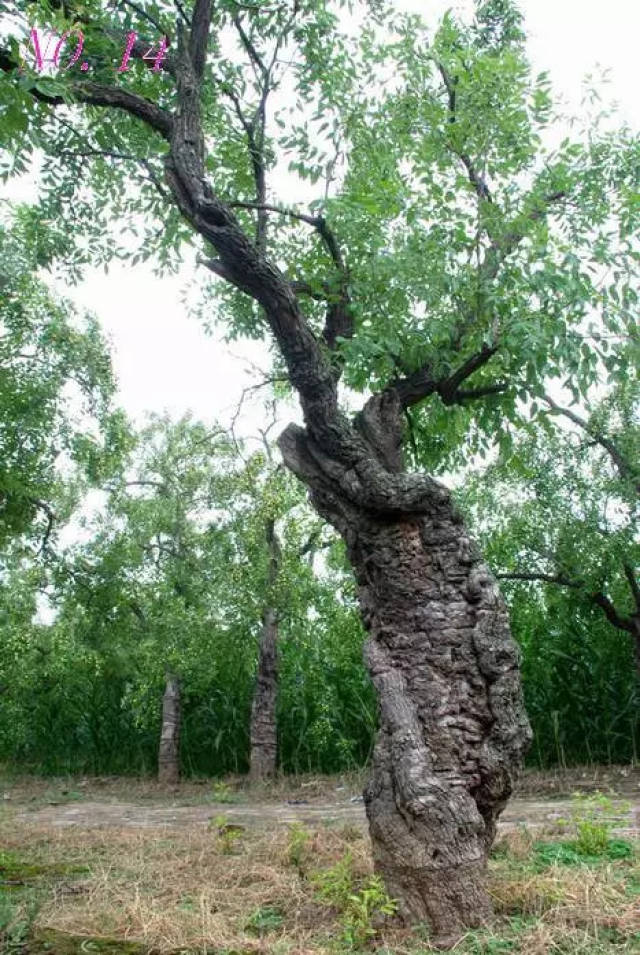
249, 519, 281, 780
158, 672, 181, 786
279, 406, 531, 941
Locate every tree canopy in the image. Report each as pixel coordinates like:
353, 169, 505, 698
1, 0, 637, 469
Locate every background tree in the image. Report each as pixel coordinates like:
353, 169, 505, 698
56, 415, 243, 783
2, 0, 639, 937
0, 205, 122, 554
460, 373, 639, 753
48, 414, 341, 780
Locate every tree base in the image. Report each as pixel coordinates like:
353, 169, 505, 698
379, 859, 492, 939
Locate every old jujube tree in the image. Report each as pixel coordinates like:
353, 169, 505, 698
2, 0, 638, 939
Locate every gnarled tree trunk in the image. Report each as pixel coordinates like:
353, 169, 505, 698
279, 408, 532, 944
249, 517, 281, 780
158, 672, 181, 786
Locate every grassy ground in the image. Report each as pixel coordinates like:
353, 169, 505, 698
1, 772, 639, 953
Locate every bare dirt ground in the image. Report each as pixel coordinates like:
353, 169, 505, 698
6, 765, 640, 836
14, 795, 640, 837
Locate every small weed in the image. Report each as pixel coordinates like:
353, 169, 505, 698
313, 851, 396, 949
208, 813, 245, 854
528, 791, 635, 868
339, 823, 363, 843
0, 887, 42, 953
219, 828, 242, 854
339, 876, 396, 949
460, 930, 518, 954
575, 818, 612, 856
211, 781, 239, 804
287, 822, 311, 875
312, 850, 355, 909
244, 904, 284, 936
569, 791, 630, 856
0, 849, 88, 884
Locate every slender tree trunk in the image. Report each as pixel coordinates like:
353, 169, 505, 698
158, 672, 181, 786
250, 606, 279, 780
279, 418, 531, 945
249, 519, 281, 781
632, 617, 640, 684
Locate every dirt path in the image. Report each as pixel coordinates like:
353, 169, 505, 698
17, 796, 640, 837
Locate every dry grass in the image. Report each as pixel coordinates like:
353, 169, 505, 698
1, 814, 373, 952
1, 803, 639, 953
488, 829, 640, 953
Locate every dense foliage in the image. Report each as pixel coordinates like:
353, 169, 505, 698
0, 207, 122, 551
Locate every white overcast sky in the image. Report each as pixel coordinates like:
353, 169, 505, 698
5, 0, 640, 445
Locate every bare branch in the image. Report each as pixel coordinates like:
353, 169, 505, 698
390, 341, 501, 410
29, 497, 56, 556
228, 200, 319, 229
389, 364, 438, 410
129, 599, 147, 626
624, 563, 640, 612
498, 571, 636, 634
229, 374, 286, 457
125, 480, 168, 490
226, 201, 351, 344
233, 14, 268, 81
264, 517, 282, 594
60, 146, 167, 196
543, 394, 639, 494
437, 60, 492, 203
227, 3, 300, 249
437, 343, 499, 405
230, 202, 346, 274
117, 0, 167, 36
591, 591, 635, 633
174, 0, 192, 28
199, 256, 239, 286
480, 191, 567, 284
452, 383, 507, 402
497, 571, 580, 587
0, 51, 174, 138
